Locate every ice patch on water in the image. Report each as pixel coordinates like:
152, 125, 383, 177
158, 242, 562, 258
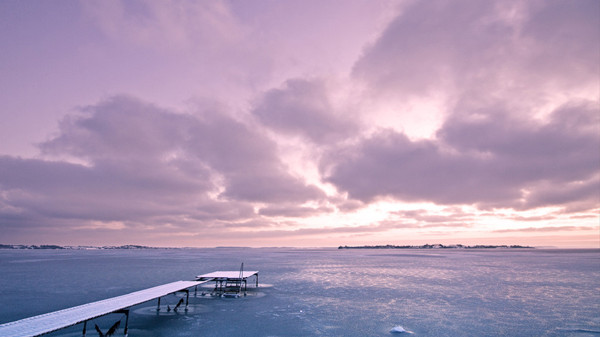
390, 325, 413, 333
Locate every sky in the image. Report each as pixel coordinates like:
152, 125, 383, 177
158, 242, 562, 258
0, 0, 598, 248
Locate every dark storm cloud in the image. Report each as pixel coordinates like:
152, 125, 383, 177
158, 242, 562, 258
323, 101, 600, 211
252, 78, 358, 143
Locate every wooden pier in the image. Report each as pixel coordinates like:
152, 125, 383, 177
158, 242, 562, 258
0, 269, 259, 337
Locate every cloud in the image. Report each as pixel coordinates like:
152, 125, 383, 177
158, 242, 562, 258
197, 220, 402, 240
82, 1, 243, 50
354, 0, 500, 96
322, 0, 599, 215
252, 78, 358, 144
258, 204, 335, 218
322, 129, 489, 204
0, 155, 206, 223
42, 96, 324, 203
493, 226, 598, 233
41, 96, 192, 162
0, 95, 328, 240
393, 209, 474, 227
353, 0, 599, 99
323, 101, 600, 211
330, 198, 365, 212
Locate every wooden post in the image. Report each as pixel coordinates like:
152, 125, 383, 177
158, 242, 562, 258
123, 310, 129, 337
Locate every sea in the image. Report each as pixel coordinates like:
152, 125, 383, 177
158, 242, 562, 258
0, 247, 598, 336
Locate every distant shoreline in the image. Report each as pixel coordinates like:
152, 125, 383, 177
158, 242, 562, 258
0, 244, 160, 250
338, 244, 534, 249
0, 243, 539, 250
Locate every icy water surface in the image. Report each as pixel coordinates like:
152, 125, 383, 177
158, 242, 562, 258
0, 248, 598, 336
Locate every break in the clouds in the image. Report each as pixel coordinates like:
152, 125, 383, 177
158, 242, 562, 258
0, 0, 598, 247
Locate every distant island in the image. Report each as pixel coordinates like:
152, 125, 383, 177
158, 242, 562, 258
0, 244, 159, 250
338, 244, 533, 249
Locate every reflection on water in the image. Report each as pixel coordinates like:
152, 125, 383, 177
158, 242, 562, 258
0, 248, 598, 336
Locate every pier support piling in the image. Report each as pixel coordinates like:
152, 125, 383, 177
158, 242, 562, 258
115, 309, 130, 337
124, 310, 129, 337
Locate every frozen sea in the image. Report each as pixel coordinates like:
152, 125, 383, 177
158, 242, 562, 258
0, 248, 598, 336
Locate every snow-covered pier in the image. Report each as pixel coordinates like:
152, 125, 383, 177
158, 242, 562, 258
0, 269, 259, 337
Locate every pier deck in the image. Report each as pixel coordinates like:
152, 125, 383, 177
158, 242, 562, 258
0, 280, 205, 337
197, 270, 259, 296
196, 270, 259, 281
